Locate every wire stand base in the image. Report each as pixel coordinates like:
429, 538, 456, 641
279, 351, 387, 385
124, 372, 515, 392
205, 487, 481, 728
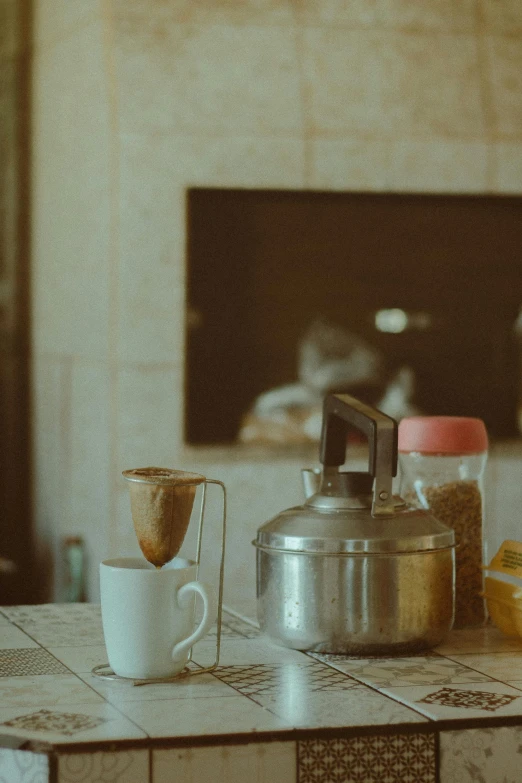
91, 661, 217, 687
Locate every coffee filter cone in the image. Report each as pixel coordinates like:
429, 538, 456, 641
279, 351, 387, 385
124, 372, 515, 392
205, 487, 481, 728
123, 467, 206, 568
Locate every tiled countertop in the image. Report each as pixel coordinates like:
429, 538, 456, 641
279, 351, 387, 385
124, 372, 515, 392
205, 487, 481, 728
1, 605, 522, 782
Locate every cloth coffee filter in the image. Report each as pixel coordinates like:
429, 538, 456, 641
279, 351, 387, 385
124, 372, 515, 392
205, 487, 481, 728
122, 467, 206, 568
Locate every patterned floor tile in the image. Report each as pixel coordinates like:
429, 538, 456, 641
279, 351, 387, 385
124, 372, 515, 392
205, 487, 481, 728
381, 681, 522, 720
0, 674, 104, 708
58, 749, 148, 783
298, 733, 436, 783
309, 653, 493, 687
212, 662, 360, 697
420, 687, 517, 712
154, 742, 295, 783
440, 726, 522, 783
444, 652, 522, 683
1, 708, 108, 737
434, 626, 522, 656
1, 604, 102, 626
0, 702, 147, 743
0, 648, 70, 677
0, 748, 50, 782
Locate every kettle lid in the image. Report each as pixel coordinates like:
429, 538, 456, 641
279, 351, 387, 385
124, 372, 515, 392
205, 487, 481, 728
255, 502, 455, 554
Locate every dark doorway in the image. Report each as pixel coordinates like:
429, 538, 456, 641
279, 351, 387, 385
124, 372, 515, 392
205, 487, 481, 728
186, 189, 522, 445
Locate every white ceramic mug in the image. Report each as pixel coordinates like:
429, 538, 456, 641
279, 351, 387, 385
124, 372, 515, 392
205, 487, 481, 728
100, 557, 217, 680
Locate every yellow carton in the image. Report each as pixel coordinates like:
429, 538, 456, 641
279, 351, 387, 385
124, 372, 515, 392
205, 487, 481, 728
483, 540, 522, 638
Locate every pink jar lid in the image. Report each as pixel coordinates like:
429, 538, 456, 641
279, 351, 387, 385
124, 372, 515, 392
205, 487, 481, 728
398, 416, 488, 454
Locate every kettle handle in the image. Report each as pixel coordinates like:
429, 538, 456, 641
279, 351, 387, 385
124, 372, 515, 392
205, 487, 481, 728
319, 394, 397, 516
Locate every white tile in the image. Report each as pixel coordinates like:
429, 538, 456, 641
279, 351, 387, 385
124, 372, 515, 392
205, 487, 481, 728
192, 639, 309, 667
114, 23, 302, 135
492, 143, 522, 193
121, 131, 305, 193
0, 702, 147, 744
31, 356, 70, 600
0, 748, 50, 783
32, 18, 111, 359
435, 625, 522, 655
0, 627, 39, 649
480, 0, 522, 34
116, 364, 184, 470
485, 35, 522, 140
301, 28, 394, 138
117, 694, 289, 738
0, 675, 103, 708
34, 0, 98, 51
154, 742, 296, 783
307, 139, 390, 190
440, 726, 522, 783
444, 651, 522, 682
297, 0, 378, 27
48, 645, 108, 674
378, 0, 476, 32
493, 143, 522, 191
301, 28, 484, 140
113, 0, 297, 28
381, 680, 522, 720
58, 749, 149, 783
256, 684, 427, 729
387, 140, 489, 192
79, 670, 237, 703
62, 361, 111, 602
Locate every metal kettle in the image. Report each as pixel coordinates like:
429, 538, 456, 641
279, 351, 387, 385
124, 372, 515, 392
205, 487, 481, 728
253, 394, 456, 655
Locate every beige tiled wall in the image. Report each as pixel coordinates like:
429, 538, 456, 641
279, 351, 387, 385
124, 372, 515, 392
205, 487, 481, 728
31, 0, 522, 605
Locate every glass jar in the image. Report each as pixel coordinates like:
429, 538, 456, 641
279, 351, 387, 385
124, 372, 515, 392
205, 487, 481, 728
398, 416, 488, 629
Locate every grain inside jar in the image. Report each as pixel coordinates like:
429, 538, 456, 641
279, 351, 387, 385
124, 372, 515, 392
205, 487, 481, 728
407, 479, 486, 628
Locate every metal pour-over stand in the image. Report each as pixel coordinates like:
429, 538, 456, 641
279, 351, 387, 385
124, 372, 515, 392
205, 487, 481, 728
92, 477, 226, 686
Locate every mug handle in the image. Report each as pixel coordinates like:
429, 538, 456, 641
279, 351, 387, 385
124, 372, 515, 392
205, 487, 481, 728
171, 581, 217, 660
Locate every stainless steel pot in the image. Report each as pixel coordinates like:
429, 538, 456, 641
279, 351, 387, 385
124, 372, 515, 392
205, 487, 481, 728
254, 394, 456, 655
